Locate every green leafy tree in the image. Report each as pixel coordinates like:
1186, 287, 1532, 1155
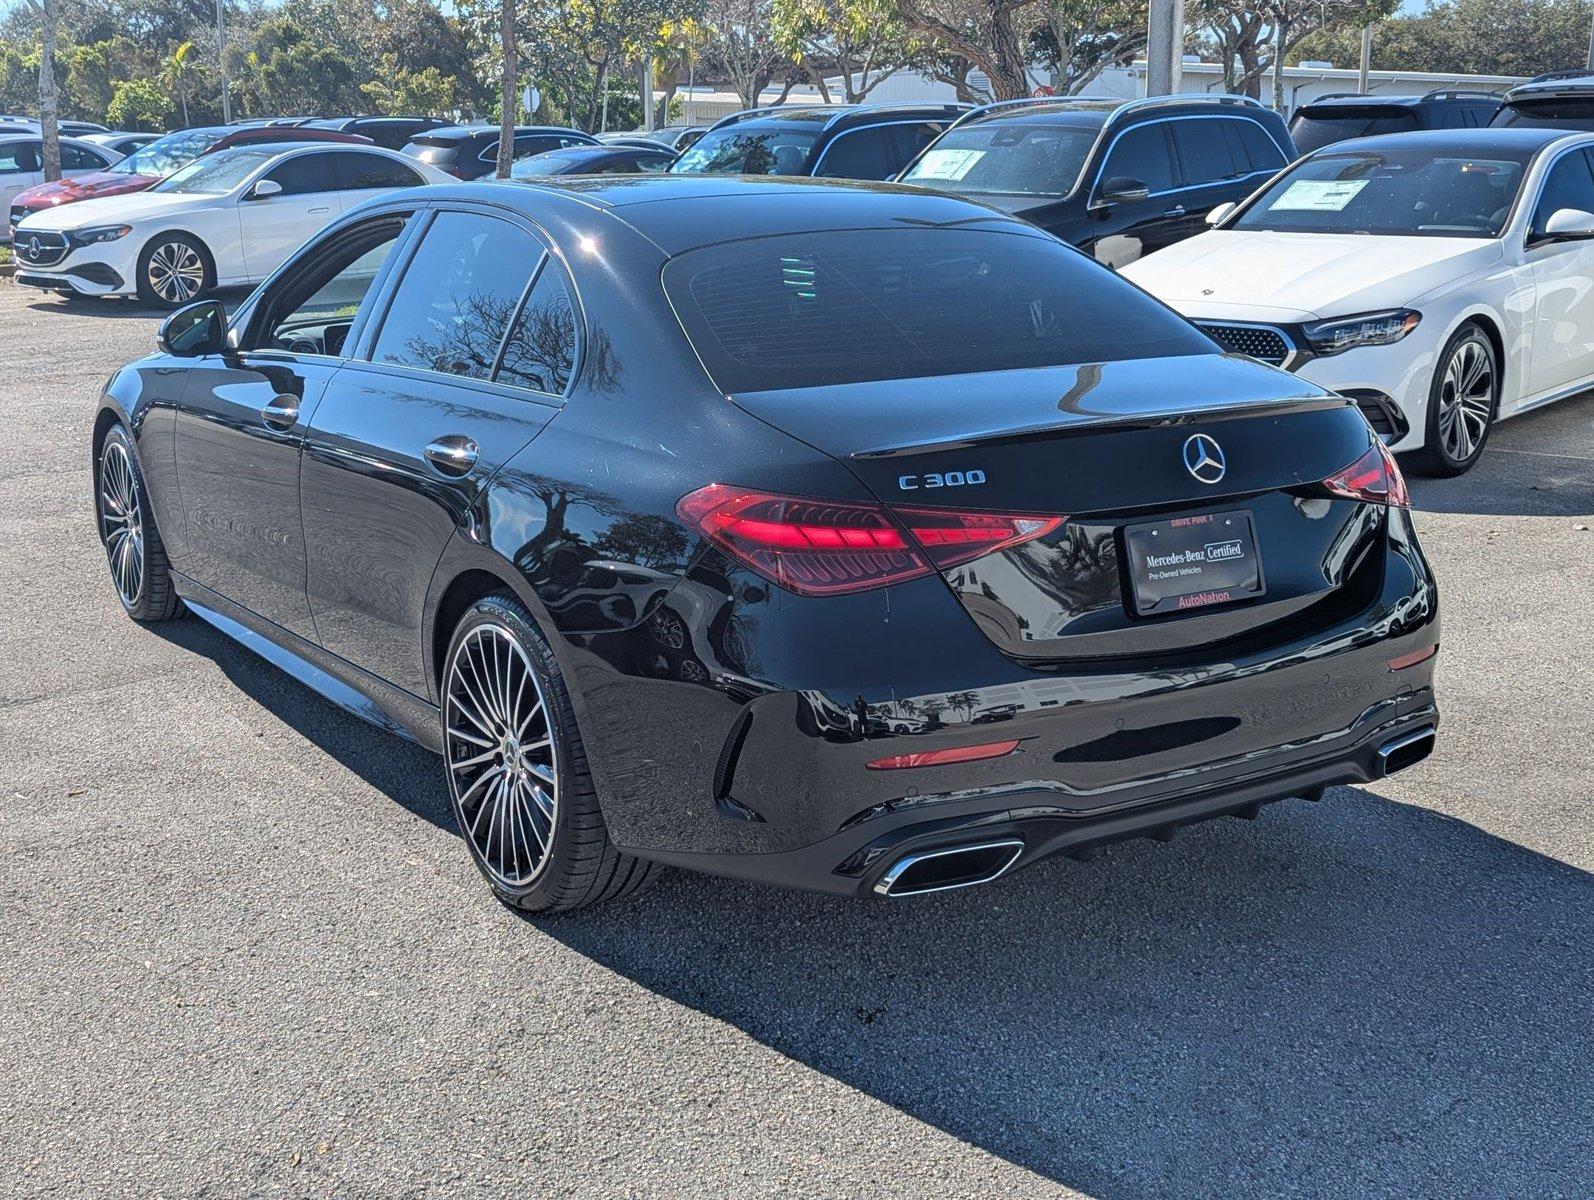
771, 0, 921, 102
1030, 0, 1149, 94
360, 55, 461, 116
1298, 0, 1593, 77
107, 76, 175, 128
891, 0, 1040, 101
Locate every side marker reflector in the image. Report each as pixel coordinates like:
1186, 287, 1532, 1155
866, 739, 1021, 771
1387, 644, 1438, 672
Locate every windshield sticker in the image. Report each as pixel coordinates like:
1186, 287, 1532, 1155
912, 148, 986, 181
1271, 179, 1369, 211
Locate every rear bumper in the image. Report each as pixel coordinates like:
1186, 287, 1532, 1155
640, 702, 1439, 897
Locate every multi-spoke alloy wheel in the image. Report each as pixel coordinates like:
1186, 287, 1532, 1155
94, 426, 180, 622
440, 595, 662, 912
99, 439, 144, 608
445, 623, 560, 887
1416, 324, 1497, 477
137, 235, 212, 308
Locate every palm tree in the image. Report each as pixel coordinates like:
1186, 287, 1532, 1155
947, 690, 979, 721
161, 41, 196, 128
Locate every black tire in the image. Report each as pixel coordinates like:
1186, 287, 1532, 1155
441, 593, 661, 912
135, 232, 214, 308
95, 425, 182, 622
1409, 322, 1498, 477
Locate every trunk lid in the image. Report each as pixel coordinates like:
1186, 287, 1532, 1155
730, 356, 1387, 662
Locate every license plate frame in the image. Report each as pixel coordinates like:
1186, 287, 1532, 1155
1122, 509, 1265, 616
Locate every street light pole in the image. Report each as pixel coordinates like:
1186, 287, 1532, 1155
216, 0, 231, 122
1359, 24, 1373, 94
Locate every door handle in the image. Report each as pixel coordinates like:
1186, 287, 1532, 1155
261, 396, 299, 430
1163, 204, 1187, 217
423, 435, 479, 478
308, 206, 331, 214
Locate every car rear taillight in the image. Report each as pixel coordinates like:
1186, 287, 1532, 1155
676, 484, 1063, 597
1322, 441, 1410, 508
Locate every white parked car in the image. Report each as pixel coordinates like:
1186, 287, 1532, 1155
1122, 127, 1594, 475
0, 133, 123, 240
12, 142, 449, 306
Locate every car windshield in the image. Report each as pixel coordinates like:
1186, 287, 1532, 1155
1229, 147, 1530, 237
670, 127, 818, 175
1288, 108, 1420, 154
110, 129, 221, 177
152, 147, 278, 194
899, 123, 1098, 197
1490, 98, 1594, 130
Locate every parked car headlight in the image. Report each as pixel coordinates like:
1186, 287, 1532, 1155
71, 224, 133, 245
1303, 310, 1421, 356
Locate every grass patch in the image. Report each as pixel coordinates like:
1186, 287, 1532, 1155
0, 245, 11, 265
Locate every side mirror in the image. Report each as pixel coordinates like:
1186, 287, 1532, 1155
157, 299, 227, 357
1205, 201, 1236, 226
1542, 207, 1594, 241
246, 178, 283, 201
1091, 176, 1150, 210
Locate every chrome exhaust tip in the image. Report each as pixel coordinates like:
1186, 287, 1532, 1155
1376, 726, 1436, 778
873, 839, 1025, 898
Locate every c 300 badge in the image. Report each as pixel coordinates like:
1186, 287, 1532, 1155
897, 469, 986, 490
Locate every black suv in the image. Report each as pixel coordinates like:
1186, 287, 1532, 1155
304, 116, 450, 150
1290, 90, 1501, 152
401, 125, 599, 179
1489, 71, 1594, 130
669, 103, 968, 180
897, 95, 1294, 267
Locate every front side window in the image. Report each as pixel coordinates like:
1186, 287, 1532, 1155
154, 147, 279, 194
497, 261, 577, 394
1231, 147, 1529, 237
900, 123, 1096, 197
1530, 149, 1594, 237
664, 227, 1213, 393
1100, 123, 1176, 193
256, 216, 409, 354
263, 152, 337, 196
813, 126, 895, 180
371, 210, 541, 380
670, 127, 819, 176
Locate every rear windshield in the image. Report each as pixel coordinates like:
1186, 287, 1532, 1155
899, 122, 1098, 196
670, 127, 818, 175
664, 228, 1212, 392
112, 129, 220, 177
1490, 98, 1594, 130
404, 139, 459, 163
1289, 108, 1420, 153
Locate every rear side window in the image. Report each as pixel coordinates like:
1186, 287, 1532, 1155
1101, 123, 1175, 192
888, 122, 944, 170
337, 152, 425, 190
665, 228, 1212, 392
813, 125, 896, 179
0, 140, 41, 173
1170, 120, 1237, 184
371, 210, 540, 379
60, 142, 107, 170
1226, 119, 1287, 172
497, 261, 578, 394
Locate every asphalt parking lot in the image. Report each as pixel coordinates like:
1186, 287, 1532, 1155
1, 279, 1590, 1200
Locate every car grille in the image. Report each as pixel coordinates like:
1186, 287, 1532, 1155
1197, 321, 1293, 366
14, 230, 69, 268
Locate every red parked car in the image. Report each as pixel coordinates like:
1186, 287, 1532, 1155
7, 123, 372, 237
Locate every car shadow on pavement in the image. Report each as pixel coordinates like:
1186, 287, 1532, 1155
15, 288, 252, 322
536, 793, 1593, 1198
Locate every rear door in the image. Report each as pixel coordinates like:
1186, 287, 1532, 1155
238, 149, 342, 280
0, 139, 43, 215
299, 205, 575, 694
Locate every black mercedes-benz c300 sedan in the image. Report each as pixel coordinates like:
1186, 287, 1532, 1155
92, 175, 1440, 911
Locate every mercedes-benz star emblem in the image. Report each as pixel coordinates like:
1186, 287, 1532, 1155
1182, 433, 1226, 485
25, 236, 41, 259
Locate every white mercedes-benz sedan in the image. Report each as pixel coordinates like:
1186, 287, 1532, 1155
12, 142, 450, 307
1123, 128, 1594, 475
